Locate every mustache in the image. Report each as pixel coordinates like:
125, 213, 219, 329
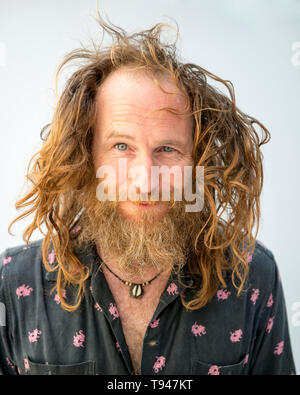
70, 182, 202, 279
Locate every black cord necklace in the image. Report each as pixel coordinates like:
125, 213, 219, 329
102, 262, 162, 298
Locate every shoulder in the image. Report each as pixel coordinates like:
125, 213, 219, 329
0, 238, 43, 266
0, 238, 45, 287
221, 239, 279, 303
245, 239, 280, 297
249, 240, 277, 276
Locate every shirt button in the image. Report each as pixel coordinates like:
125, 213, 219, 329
187, 279, 194, 286
148, 340, 159, 346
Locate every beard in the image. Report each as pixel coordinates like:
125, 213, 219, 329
74, 180, 199, 279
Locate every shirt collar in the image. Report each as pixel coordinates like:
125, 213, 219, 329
44, 241, 97, 282
44, 241, 195, 301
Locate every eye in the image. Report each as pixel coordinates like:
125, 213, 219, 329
114, 143, 128, 151
162, 146, 175, 152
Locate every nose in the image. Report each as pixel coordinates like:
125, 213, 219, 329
128, 155, 159, 201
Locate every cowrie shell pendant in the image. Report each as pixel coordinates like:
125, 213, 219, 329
130, 283, 144, 298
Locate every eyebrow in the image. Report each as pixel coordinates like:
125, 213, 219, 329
107, 132, 187, 149
107, 132, 135, 140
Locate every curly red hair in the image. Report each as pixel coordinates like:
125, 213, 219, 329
8, 14, 270, 311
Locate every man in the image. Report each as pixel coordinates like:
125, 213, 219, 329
0, 19, 296, 375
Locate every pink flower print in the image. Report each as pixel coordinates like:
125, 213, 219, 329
250, 288, 260, 305
167, 282, 178, 295
246, 252, 253, 263
48, 250, 56, 265
267, 293, 274, 307
153, 356, 166, 373
230, 329, 243, 343
16, 284, 33, 299
54, 289, 66, 304
274, 341, 284, 355
266, 316, 275, 333
208, 365, 220, 375
191, 322, 207, 337
116, 341, 121, 352
217, 288, 231, 301
28, 329, 42, 343
109, 303, 119, 320
73, 330, 85, 347
3, 256, 12, 265
149, 318, 160, 328
243, 354, 249, 365
6, 357, 15, 369
24, 358, 30, 372
94, 302, 103, 312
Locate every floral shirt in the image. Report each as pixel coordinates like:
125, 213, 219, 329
0, 238, 296, 375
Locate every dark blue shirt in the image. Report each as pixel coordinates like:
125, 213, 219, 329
0, 238, 296, 375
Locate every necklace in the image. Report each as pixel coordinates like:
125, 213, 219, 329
102, 262, 162, 298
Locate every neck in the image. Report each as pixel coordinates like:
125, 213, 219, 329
95, 243, 172, 284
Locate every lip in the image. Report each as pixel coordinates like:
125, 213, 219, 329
129, 201, 159, 209
136, 204, 155, 209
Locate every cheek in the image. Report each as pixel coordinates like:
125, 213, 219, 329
169, 160, 193, 187
93, 157, 121, 196
93, 147, 119, 174
92, 133, 102, 167
92, 135, 118, 169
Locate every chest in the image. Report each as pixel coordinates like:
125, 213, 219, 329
116, 294, 161, 373
118, 303, 154, 372
105, 280, 165, 374
118, 293, 159, 334
101, 267, 172, 373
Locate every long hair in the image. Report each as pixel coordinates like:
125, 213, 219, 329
8, 14, 270, 312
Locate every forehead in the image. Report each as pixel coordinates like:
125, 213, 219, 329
95, 69, 189, 118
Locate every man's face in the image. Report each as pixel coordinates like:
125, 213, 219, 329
92, 69, 194, 223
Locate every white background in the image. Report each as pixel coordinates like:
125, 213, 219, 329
0, 0, 299, 373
